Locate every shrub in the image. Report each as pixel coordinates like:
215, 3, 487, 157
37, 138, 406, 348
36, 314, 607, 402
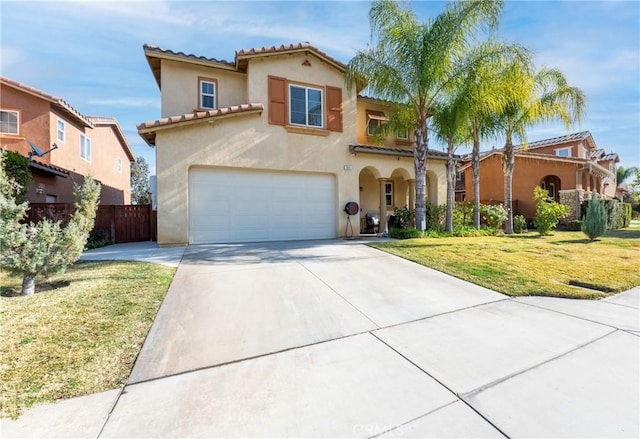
389, 227, 422, 239
513, 215, 528, 234
533, 187, 569, 236
580, 198, 630, 230
1, 151, 31, 203
453, 201, 474, 228
621, 203, 632, 228
85, 229, 112, 250
565, 219, 582, 231
392, 205, 414, 229
425, 201, 446, 232
582, 193, 607, 241
480, 204, 508, 230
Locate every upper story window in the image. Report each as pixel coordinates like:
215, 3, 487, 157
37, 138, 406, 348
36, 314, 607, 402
555, 147, 571, 158
199, 78, 217, 110
57, 119, 66, 142
396, 128, 409, 140
268, 76, 342, 133
289, 84, 323, 128
366, 110, 387, 136
0, 109, 19, 135
80, 134, 92, 161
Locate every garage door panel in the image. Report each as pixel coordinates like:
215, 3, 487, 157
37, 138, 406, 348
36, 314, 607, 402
189, 168, 336, 244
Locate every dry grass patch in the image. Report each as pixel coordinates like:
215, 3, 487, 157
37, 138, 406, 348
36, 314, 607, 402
370, 226, 640, 299
0, 261, 175, 419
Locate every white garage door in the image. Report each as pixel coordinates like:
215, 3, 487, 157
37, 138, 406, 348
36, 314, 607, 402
189, 168, 336, 244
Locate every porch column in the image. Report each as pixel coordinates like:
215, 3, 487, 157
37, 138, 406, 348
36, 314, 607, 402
378, 178, 388, 233
408, 179, 416, 211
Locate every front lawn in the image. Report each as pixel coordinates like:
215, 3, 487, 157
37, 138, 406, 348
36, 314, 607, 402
0, 261, 175, 419
370, 225, 640, 299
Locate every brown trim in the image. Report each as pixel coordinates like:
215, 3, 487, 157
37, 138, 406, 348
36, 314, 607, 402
0, 107, 21, 135
366, 110, 388, 121
284, 125, 330, 136
197, 76, 218, 110
326, 86, 342, 132
268, 75, 287, 126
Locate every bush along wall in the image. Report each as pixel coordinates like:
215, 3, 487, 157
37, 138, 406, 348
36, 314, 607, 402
580, 198, 631, 230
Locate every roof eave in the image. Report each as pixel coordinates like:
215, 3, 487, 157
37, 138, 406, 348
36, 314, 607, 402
236, 48, 346, 73
137, 107, 264, 147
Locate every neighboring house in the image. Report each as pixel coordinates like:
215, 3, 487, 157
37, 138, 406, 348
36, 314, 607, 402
0, 77, 135, 205
458, 131, 619, 220
137, 43, 449, 245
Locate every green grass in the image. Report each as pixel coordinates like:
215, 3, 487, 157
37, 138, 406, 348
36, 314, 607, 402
0, 261, 175, 419
370, 225, 640, 299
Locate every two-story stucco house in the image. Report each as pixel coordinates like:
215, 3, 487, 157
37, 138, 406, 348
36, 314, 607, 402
137, 43, 448, 245
0, 77, 135, 205
458, 131, 619, 220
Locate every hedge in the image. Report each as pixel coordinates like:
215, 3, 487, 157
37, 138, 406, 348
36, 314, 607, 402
580, 198, 631, 230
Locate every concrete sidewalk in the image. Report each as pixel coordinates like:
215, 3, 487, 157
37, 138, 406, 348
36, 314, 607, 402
2, 240, 638, 438
79, 241, 186, 267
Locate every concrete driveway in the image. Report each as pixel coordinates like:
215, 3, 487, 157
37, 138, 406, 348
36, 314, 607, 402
3, 239, 639, 438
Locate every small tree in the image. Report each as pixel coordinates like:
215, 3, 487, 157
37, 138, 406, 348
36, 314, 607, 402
0, 154, 100, 295
131, 156, 151, 205
533, 186, 569, 236
582, 193, 607, 241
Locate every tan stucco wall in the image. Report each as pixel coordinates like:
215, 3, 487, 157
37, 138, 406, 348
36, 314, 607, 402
160, 60, 248, 117
355, 98, 414, 148
154, 51, 448, 244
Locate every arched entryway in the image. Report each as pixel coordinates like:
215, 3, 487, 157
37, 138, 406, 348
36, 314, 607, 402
540, 175, 561, 202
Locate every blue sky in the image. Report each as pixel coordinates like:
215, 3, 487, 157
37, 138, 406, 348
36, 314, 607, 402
2, 0, 639, 175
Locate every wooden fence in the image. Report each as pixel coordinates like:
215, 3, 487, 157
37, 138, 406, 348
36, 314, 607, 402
26, 203, 156, 243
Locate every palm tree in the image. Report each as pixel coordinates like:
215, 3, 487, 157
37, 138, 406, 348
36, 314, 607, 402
617, 166, 639, 186
498, 67, 586, 233
346, 0, 504, 231
432, 94, 468, 232
457, 48, 531, 229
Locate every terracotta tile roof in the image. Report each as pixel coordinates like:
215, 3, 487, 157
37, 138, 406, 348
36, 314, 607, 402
28, 158, 70, 178
0, 77, 94, 128
137, 103, 264, 146
514, 131, 592, 151
143, 44, 235, 67
591, 148, 619, 163
236, 42, 346, 72
349, 144, 454, 160
86, 116, 136, 162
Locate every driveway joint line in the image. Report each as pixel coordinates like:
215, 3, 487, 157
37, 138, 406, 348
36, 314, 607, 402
94, 386, 126, 439
294, 259, 381, 328
511, 297, 631, 331
599, 299, 640, 311
369, 332, 512, 439
461, 328, 618, 398
125, 330, 378, 387
371, 298, 510, 333
368, 400, 460, 439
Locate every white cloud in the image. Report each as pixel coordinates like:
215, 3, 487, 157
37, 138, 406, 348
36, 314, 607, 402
88, 98, 161, 108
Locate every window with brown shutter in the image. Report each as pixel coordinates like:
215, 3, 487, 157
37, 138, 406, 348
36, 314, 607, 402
326, 86, 342, 132
268, 76, 286, 126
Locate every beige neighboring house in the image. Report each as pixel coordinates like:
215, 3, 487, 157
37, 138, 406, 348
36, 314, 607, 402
137, 43, 448, 245
0, 77, 135, 205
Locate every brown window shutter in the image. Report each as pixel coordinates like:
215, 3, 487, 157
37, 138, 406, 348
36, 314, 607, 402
326, 86, 342, 132
268, 76, 286, 126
